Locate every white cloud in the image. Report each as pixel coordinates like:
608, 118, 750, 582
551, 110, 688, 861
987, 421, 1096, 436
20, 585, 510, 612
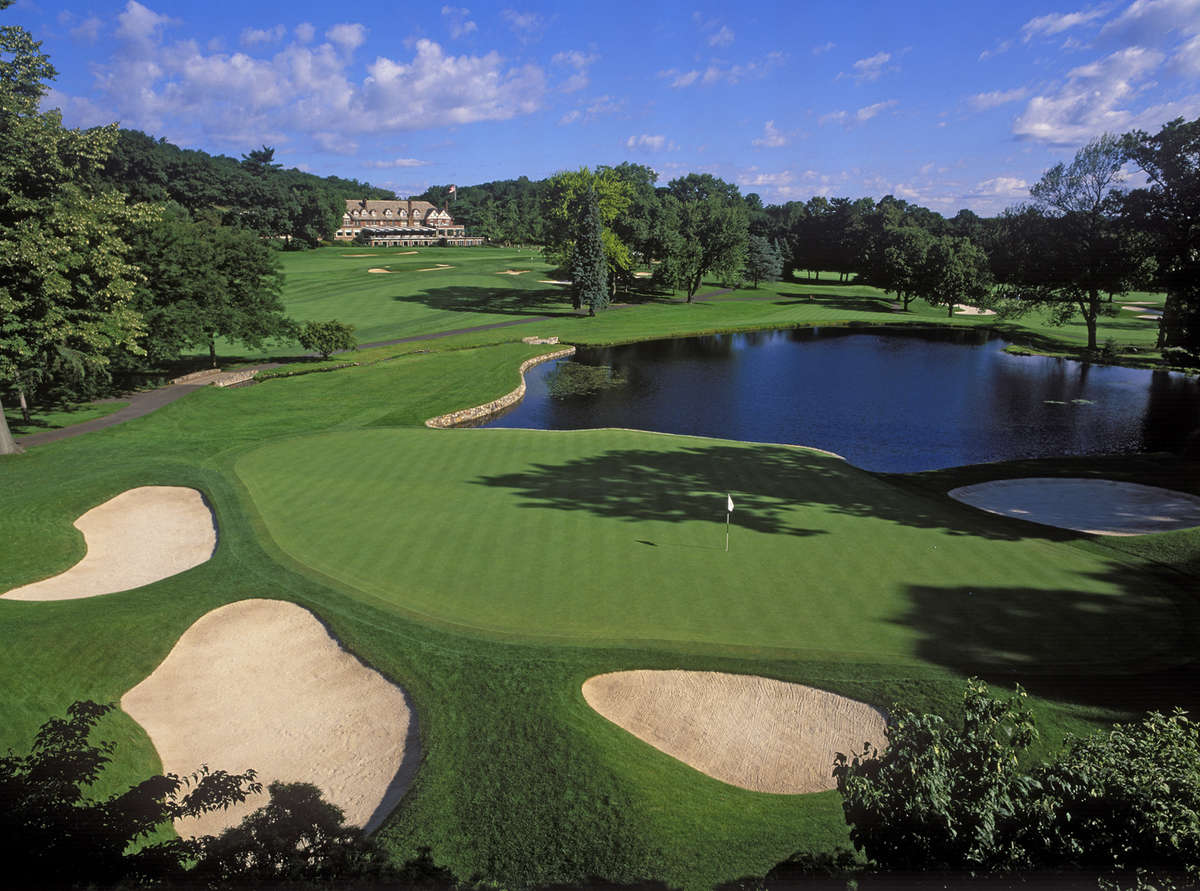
625, 133, 677, 151
241, 25, 285, 47
1013, 45, 1169, 143
552, 50, 598, 93
970, 176, 1031, 197
116, 1, 172, 44
363, 157, 433, 168
752, 120, 787, 147
441, 6, 478, 38
812, 41, 835, 55
1171, 32, 1200, 74
659, 52, 784, 88
967, 87, 1029, 110
558, 109, 581, 125
326, 23, 367, 53
820, 99, 898, 128
739, 170, 794, 187
709, 25, 735, 47
1021, 7, 1108, 41
62, 10, 549, 149
979, 39, 1013, 60
1100, 0, 1200, 43
295, 22, 316, 43
848, 51, 893, 82
502, 9, 544, 42
66, 15, 103, 44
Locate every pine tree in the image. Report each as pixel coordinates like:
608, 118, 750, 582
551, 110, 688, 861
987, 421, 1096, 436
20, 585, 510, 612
570, 188, 609, 316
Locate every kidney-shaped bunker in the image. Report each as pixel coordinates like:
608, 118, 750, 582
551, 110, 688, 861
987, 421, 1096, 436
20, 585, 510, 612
583, 670, 886, 794
122, 599, 419, 837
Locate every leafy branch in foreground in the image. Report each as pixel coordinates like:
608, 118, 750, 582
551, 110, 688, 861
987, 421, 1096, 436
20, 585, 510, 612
833, 679, 1200, 884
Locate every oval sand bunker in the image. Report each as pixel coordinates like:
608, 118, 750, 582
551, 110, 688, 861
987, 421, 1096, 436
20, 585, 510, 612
948, 478, 1200, 535
582, 670, 886, 794
2, 486, 216, 601
122, 599, 419, 837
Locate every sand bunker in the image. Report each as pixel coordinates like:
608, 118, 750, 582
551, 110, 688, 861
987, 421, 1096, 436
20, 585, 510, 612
1138, 314, 1162, 320
367, 267, 392, 273
497, 269, 530, 275
949, 478, 1200, 535
582, 670, 886, 794
341, 253, 374, 257
1123, 305, 1161, 313
122, 599, 418, 837
954, 303, 996, 316
2, 487, 216, 601
538, 279, 571, 285
417, 264, 454, 272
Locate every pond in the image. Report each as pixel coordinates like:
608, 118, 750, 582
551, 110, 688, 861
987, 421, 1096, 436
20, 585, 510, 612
479, 327, 1200, 472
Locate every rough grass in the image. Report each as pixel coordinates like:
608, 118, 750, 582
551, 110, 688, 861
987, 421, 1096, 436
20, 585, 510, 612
3, 398, 128, 436
1, 263, 1195, 888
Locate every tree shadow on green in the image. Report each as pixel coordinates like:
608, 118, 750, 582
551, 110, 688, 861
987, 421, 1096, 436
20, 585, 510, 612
900, 562, 1200, 713
471, 443, 1081, 541
391, 285, 579, 318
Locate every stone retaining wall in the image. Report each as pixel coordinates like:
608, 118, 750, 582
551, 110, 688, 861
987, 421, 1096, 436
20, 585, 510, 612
210, 369, 260, 388
425, 347, 576, 428
171, 368, 222, 385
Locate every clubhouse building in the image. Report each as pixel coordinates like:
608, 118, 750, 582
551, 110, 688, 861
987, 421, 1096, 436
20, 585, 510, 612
334, 198, 483, 247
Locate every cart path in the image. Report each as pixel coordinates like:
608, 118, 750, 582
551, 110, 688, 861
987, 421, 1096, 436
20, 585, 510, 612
14, 289, 733, 448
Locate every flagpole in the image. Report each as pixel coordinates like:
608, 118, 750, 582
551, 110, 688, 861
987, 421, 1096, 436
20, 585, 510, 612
725, 511, 730, 552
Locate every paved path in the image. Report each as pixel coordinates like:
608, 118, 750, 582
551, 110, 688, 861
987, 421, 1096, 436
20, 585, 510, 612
13, 290, 729, 448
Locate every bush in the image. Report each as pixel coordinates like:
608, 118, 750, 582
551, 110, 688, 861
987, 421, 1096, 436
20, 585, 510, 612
298, 319, 357, 360
833, 681, 1200, 884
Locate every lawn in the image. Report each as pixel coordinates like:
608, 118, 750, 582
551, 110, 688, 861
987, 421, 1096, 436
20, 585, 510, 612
2, 255, 1196, 889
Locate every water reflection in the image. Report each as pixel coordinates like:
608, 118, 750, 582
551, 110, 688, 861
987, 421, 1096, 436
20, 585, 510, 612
481, 328, 1200, 472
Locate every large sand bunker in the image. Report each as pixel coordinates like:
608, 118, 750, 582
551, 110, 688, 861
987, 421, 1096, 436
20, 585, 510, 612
122, 599, 418, 837
2, 487, 216, 601
949, 478, 1200, 535
582, 670, 886, 793
954, 303, 996, 316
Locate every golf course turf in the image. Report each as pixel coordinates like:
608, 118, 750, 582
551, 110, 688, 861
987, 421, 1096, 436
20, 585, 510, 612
1, 246, 1197, 889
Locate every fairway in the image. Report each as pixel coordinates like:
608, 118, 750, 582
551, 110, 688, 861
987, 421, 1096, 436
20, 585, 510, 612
236, 427, 1185, 670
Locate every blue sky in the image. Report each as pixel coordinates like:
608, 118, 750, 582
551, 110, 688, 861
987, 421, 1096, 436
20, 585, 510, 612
10, 0, 1200, 214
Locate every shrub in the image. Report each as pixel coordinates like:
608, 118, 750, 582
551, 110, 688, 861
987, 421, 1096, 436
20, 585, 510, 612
298, 319, 358, 360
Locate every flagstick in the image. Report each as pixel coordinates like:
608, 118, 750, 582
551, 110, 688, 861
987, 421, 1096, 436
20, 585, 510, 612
725, 511, 731, 552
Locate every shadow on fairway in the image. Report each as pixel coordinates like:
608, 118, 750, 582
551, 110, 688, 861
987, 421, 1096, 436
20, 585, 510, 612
772, 294, 897, 313
471, 443, 1080, 542
902, 561, 1200, 713
391, 284, 576, 317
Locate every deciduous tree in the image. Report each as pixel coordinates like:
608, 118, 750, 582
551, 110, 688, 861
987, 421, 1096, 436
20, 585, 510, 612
298, 319, 357, 360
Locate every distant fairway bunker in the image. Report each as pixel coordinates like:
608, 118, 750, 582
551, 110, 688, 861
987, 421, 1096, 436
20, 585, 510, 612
121, 599, 418, 838
235, 428, 1185, 668
583, 670, 886, 793
2, 486, 216, 601
948, 478, 1200, 536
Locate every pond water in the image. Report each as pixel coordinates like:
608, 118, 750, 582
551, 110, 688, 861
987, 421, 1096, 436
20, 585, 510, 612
480, 327, 1200, 472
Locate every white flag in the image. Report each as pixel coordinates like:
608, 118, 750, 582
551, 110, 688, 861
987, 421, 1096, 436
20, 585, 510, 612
727, 494, 734, 513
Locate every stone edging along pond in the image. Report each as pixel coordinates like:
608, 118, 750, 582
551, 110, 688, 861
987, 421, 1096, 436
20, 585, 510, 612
425, 346, 576, 428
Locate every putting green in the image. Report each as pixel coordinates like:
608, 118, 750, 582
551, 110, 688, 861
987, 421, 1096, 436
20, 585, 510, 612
236, 428, 1182, 670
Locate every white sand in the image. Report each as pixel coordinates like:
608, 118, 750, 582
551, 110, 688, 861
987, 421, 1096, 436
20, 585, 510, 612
582, 670, 886, 794
122, 599, 419, 838
2, 487, 216, 601
954, 304, 996, 316
497, 269, 530, 275
538, 279, 571, 285
1137, 314, 1162, 320
417, 264, 454, 272
949, 478, 1200, 535
1123, 305, 1161, 313
367, 267, 392, 273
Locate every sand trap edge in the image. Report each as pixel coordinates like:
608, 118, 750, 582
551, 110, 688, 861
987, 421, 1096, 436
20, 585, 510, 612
121, 598, 420, 838
1, 486, 218, 601
948, 477, 1200, 535
582, 670, 887, 794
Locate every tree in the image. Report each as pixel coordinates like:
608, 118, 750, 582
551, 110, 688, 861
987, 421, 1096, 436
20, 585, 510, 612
194, 782, 384, 883
833, 679, 1038, 872
0, 4, 151, 455
999, 135, 1153, 350
0, 700, 261, 887
1122, 117, 1200, 356
570, 188, 609, 316
743, 235, 783, 288
663, 174, 749, 302
919, 234, 993, 317
298, 319, 357, 360
860, 225, 933, 310
542, 166, 633, 270
125, 215, 289, 367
